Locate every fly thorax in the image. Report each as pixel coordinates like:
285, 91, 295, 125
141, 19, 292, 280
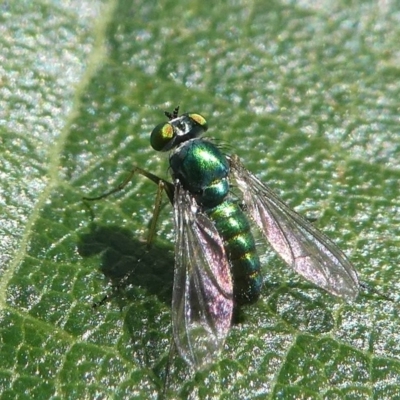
169, 139, 230, 208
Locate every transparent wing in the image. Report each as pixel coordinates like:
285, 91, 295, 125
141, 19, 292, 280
172, 182, 233, 368
228, 155, 359, 300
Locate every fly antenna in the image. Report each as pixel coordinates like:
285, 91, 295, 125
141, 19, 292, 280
165, 105, 180, 120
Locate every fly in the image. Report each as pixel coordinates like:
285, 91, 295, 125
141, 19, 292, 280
84, 106, 359, 368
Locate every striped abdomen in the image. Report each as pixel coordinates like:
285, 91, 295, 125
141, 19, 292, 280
207, 200, 262, 305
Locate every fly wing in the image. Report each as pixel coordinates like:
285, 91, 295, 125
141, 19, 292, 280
172, 182, 233, 368
228, 155, 359, 300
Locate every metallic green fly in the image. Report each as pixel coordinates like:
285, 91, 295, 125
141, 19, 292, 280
85, 106, 359, 368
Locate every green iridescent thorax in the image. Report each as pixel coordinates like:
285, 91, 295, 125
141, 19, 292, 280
170, 139, 229, 208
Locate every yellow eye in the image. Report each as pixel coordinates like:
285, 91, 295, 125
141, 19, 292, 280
150, 122, 174, 151
188, 113, 208, 131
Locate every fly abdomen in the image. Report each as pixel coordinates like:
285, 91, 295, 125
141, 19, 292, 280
207, 201, 262, 305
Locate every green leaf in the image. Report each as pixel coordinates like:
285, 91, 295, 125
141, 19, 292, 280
1, 0, 400, 399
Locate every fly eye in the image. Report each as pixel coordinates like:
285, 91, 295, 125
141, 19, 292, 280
188, 113, 208, 131
150, 122, 175, 151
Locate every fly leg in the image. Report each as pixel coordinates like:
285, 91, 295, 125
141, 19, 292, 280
83, 166, 174, 202
82, 168, 138, 201
83, 166, 174, 307
146, 179, 167, 246
84, 166, 174, 242
158, 337, 177, 400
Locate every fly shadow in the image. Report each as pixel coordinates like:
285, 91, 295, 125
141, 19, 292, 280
77, 223, 174, 307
